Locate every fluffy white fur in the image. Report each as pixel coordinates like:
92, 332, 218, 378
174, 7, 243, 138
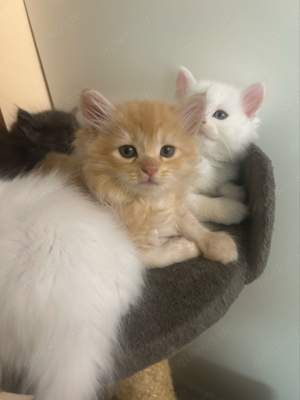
176, 67, 265, 224
0, 172, 144, 400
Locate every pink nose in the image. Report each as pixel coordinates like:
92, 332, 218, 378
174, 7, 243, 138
142, 166, 158, 177
202, 119, 207, 124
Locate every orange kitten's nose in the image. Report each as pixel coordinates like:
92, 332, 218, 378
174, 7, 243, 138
142, 166, 158, 177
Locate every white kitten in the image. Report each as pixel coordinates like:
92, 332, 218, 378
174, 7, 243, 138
176, 67, 265, 225
0, 172, 144, 400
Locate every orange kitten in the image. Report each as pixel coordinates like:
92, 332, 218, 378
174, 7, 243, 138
74, 90, 238, 268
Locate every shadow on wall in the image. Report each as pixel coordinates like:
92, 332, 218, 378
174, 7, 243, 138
170, 357, 275, 400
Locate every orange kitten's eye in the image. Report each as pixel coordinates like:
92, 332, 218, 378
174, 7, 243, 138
160, 145, 175, 158
119, 145, 137, 158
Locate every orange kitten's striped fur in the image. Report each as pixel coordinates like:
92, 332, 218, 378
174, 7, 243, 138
75, 90, 238, 267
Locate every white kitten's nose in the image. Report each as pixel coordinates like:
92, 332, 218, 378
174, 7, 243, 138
202, 119, 207, 124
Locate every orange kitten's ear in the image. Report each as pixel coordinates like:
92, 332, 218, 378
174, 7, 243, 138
175, 94, 206, 135
176, 67, 196, 99
81, 89, 115, 130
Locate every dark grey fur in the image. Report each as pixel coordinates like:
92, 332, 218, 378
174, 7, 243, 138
0, 108, 79, 179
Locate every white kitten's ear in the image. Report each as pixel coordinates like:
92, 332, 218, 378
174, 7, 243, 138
81, 89, 115, 129
241, 83, 265, 118
175, 94, 206, 135
176, 67, 196, 99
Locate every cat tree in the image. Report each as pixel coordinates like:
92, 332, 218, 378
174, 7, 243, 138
2, 144, 275, 399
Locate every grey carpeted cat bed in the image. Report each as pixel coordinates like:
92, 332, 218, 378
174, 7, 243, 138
173, 377, 222, 400
2, 143, 275, 397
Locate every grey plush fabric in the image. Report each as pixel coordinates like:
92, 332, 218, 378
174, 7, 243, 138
1, 144, 275, 394
241, 145, 276, 284
173, 377, 221, 400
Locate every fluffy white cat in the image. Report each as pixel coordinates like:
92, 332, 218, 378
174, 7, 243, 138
0, 172, 144, 400
176, 67, 265, 225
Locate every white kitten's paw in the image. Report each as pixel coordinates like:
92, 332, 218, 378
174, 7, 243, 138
217, 198, 249, 225
201, 232, 238, 264
219, 183, 246, 203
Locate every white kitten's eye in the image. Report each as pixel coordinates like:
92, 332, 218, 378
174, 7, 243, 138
119, 145, 137, 158
160, 145, 175, 158
213, 110, 228, 120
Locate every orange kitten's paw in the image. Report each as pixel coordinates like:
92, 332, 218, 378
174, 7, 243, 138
185, 240, 201, 259
201, 232, 238, 264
